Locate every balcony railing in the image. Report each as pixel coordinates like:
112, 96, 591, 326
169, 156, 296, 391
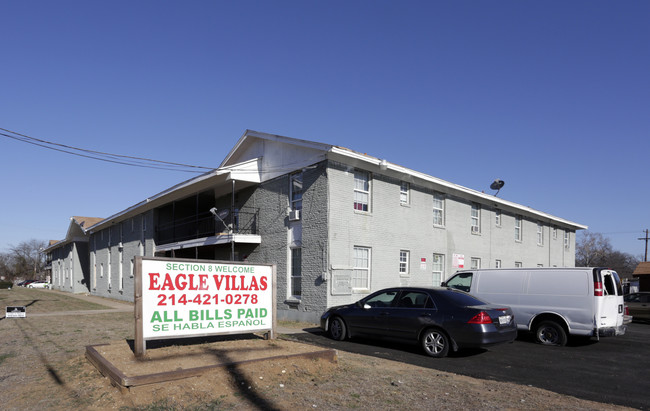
156, 207, 258, 245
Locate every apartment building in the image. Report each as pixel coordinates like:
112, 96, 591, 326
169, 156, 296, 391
45, 130, 586, 323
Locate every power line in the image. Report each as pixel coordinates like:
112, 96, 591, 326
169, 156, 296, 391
1, 127, 215, 173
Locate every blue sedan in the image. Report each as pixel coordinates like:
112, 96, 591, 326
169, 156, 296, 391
320, 287, 517, 357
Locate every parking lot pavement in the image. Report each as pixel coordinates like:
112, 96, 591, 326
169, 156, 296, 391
287, 323, 650, 410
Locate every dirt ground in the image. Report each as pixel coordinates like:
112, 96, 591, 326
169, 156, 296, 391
0, 288, 635, 410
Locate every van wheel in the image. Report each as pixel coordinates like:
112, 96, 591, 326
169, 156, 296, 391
535, 321, 567, 346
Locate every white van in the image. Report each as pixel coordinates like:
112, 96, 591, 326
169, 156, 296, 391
442, 267, 626, 345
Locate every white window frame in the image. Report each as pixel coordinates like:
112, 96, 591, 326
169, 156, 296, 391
354, 171, 370, 212
400, 181, 409, 205
515, 215, 522, 242
564, 231, 570, 249
471, 203, 481, 234
495, 259, 502, 268
495, 209, 501, 227
470, 257, 481, 270
290, 247, 302, 298
515, 261, 523, 268
399, 250, 409, 276
352, 246, 371, 290
537, 222, 544, 246
290, 172, 303, 211
432, 253, 445, 286
119, 224, 123, 291
92, 239, 96, 289
433, 193, 445, 227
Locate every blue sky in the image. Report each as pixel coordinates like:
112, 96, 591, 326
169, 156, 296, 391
1, 1, 648, 257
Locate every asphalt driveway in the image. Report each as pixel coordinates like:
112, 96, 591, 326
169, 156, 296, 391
287, 323, 650, 410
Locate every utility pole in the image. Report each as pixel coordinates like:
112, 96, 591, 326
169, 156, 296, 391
639, 229, 649, 262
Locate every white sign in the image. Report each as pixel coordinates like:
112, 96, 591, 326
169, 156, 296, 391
453, 253, 465, 269
6, 306, 26, 318
138, 258, 274, 340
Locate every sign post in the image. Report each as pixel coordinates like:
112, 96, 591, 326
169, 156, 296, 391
134, 256, 276, 358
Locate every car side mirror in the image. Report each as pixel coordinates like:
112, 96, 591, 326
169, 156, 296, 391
440, 281, 446, 287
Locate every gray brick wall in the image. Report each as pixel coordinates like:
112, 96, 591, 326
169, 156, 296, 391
90, 211, 154, 302
244, 162, 329, 323
325, 161, 576, 309
79, 157, 577, 322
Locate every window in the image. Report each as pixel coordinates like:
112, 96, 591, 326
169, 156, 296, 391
564, 231, 570, 249
119, 247, 123, 291
290, 248, 302, 297
495, 259, 502, 268
119, 224, 123, 291
399, 250, 409, 275
352, 247, 370, 289
397, 291, 430, 308
433, 193, 444, 226
552, 226, 557, 239
290, 172, 303, 211
470, 257, 481, 269
515, 261, 523, 268
537, 222, 544, 246
92, 248, 96, 289
515, 215, 522, 241
364, 290, 398, 308
471, 203, 481, 234
354, 171, 370, 212
495, 209, 501, 226
400, 181, 409, 204
432, 254, 444, 286
446, 272, 473, 293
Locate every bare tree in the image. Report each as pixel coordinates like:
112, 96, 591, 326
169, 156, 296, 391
576, 231, 639, 278
7, 239, 47, 280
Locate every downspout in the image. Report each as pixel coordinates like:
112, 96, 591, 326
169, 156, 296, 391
231, 179, 235, 261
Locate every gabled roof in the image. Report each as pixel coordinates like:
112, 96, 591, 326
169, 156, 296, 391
72, 216, 104, 230
43, 216, 104, 252
83, 129, 586, 233
633, 262, 650, 276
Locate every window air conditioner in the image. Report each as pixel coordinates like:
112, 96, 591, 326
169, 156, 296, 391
289, 209, 301, 221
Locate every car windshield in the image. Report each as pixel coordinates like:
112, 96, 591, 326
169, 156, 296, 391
439, 290, 487, 307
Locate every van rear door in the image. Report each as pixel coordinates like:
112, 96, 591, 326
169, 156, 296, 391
594, 268, 625, 336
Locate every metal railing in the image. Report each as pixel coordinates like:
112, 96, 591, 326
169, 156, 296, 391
155, 207, 259, 245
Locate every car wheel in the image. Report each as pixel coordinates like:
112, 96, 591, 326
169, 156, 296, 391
421, 328, 450, 358
328, 317, 347, 341
535, 320, 567, 346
